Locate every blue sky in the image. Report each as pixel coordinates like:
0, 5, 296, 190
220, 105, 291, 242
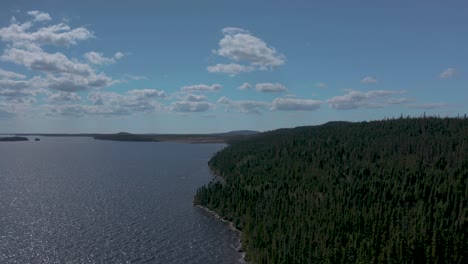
0, 0, 467, 133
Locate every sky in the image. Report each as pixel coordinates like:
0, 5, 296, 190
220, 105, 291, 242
0, 0, 467, 133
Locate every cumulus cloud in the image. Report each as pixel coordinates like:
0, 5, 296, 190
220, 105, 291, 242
439, 68, 457, 79
181, 84, 222, 92
315, 82, 328, 89
39, 73, 114, 92
0, 88, 37, 102
184, 93, 207, 102
47, 104, 134, 117
168, 91, 212, 113
361, 76, 378, 84
126, 89, 166, 99
0, 78, 34, 90
216, 28, 285, 68
271, 97, 321, 111
49, 88, 167, 116
208, 27, 285, 75
170, 101, 213, 113
207, 63, 254, 76
0, 68, 26, 79
0, 79, 42, 116
0, 13, 121, 93
48, 91, 82, 102
255, 82, 287, 93
27, 11, 52, 22
387, 97, 413, 104
114, 52, 124, 59
88, 89, 165, 107
217, 96, 270, 114
0, 21, 93, 47
238, 82, 252, 90
0, 77, 46, 102
2, 48, 94, 75
327, 90, 406, 110
221, 27, 249, 35
84, 51, 124, 65
0, 11, 135, 117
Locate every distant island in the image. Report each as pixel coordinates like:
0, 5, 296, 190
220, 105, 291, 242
0, 136, 29, 142
194, 117, 468, 263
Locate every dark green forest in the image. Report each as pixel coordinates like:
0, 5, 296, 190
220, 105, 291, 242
194, 117, 468, 263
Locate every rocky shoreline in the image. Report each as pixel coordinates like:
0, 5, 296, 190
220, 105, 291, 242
194, 204, 248, 264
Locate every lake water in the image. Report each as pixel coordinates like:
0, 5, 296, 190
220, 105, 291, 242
0, 137, 242, 264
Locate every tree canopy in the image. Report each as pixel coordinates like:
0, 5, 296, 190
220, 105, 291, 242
194, 117, 468, 264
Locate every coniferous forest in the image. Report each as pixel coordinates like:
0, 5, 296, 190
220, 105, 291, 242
194, 117, 468, 263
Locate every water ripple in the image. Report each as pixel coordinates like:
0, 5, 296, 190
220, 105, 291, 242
0, 138, 240, 264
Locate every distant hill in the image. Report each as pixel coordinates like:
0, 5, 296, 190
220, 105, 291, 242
93, 130, 259, 143
214, 130, 260, 136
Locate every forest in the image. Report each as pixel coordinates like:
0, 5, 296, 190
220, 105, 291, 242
194, 117, 468, 263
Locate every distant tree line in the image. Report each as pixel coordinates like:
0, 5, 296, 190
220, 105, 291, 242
194, 117, 468, 263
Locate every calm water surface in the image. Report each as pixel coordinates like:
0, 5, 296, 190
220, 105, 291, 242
0, 137, 242, 264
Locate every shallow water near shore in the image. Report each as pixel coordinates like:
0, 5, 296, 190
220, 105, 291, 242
0, 137, 243, 263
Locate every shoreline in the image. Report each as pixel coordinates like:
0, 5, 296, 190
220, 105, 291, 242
194, 204, 248, 264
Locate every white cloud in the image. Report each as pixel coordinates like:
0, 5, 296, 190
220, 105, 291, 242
184, 93, 207, 102
181, 84, 222, 92
361, 76, 378, 84
39, 73, 114, 92
126, 89, 166, 99
114, 52, 124, 59
238, 82, 252, 90
0, 11, 135, 117
0, 21, 93, 47
387, 97, 413, 104
0, 77, 42, 116
315, 82, 328, 89
170, 101, 213, 112
216, 28, 285, 68
221, 27, 249, 35
84, 52, 114, 65
255, 82, 287, 93
27, 11, 52, 22
208, 27, 285, 75
84, 51, 124, 65
2, 48, 94, 76
439, 68, 457, 79
271, 97, 321, 111
47, 104, 134, 117
57, 89, 167, 116
0, 68, 26, 79
217, 96, 270, 114
0, 88, 38, 102
0, 78, 33, 90
48, 91, 81, 102
207, 63, 254, 76
1, 34, 116, 92
0, 77, 46, 101
327, 90, 405, 110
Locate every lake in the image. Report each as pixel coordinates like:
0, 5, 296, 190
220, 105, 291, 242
0, 137, 242, 264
